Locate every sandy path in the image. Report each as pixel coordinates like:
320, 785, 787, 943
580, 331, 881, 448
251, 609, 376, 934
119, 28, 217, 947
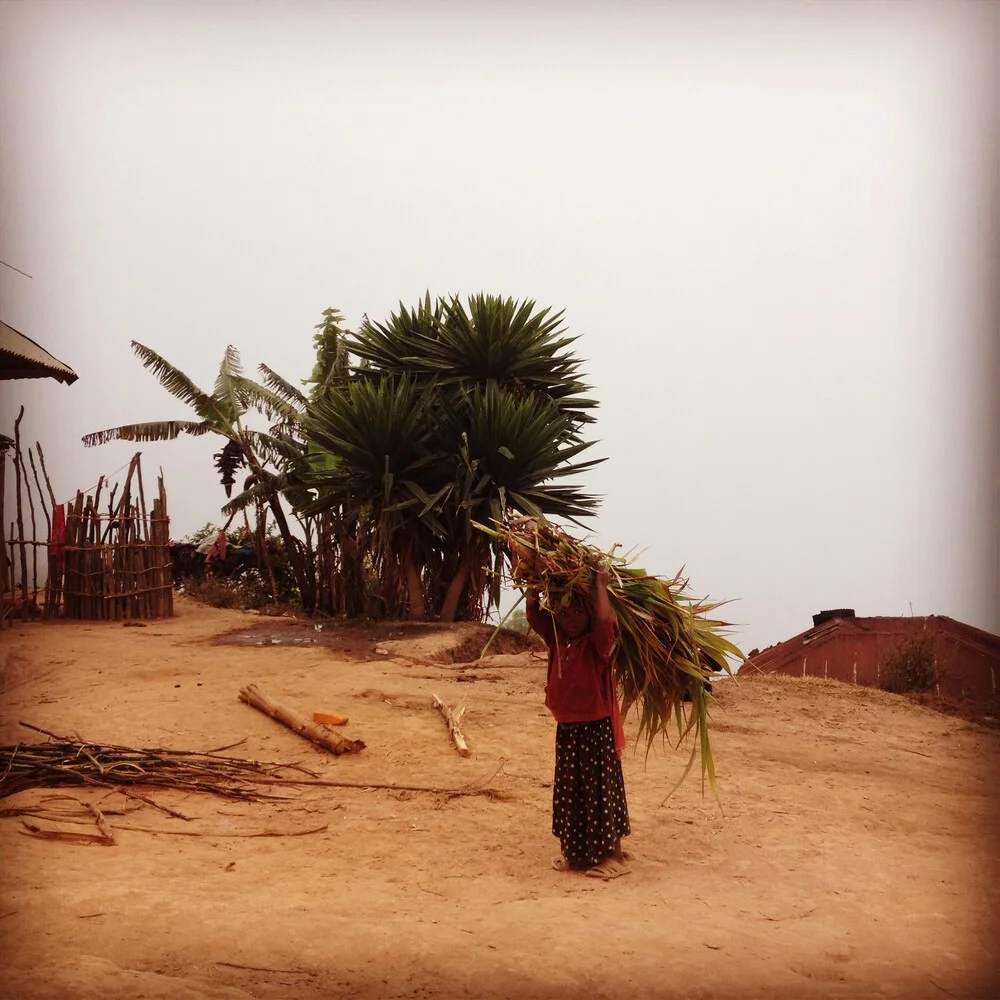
1, 596, 998, 999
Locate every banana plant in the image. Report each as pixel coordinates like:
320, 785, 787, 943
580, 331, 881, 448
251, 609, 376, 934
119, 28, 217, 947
82, 341, 317, 611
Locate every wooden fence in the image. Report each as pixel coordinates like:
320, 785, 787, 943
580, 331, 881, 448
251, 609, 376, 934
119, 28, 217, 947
2, 408, 172, 621
61, 453, 173, 620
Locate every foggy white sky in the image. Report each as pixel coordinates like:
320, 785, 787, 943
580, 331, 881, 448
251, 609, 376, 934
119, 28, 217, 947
1, 0, 997, 651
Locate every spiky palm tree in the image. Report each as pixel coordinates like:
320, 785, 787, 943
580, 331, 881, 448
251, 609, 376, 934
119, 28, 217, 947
297, 293, 605, 621
81, 341, 317, 611
350, 293, 598, 433
299, 374, 452, 619
432, 382, 602, 620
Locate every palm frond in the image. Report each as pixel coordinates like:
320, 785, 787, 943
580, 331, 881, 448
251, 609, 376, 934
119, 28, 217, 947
259, 364, 307, 407
212, 344, 251, 418
241, 429, 307, 467
241, 379, 304, 427
221, 469, 290, 516
82, 420, 213, 447
129, 342, 214, 414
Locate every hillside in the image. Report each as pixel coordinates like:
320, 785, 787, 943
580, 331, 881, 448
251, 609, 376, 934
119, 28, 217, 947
1, 596, 998, 1000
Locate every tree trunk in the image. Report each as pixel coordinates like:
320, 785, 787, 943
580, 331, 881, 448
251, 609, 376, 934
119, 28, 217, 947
239, 438, 316, 613
439, 553, 473, 623
404, 554, 425, 620
266, 494, 316, 612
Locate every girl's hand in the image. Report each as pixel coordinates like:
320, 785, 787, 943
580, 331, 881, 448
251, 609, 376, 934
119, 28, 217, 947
593, 561, 614, 624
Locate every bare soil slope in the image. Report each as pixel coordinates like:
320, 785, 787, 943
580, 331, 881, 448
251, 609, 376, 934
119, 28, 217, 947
1, 596, 998, 1000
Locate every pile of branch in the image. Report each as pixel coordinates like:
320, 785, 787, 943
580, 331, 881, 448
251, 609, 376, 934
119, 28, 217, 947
1, 723, 513, 805
0, 723, 316, 802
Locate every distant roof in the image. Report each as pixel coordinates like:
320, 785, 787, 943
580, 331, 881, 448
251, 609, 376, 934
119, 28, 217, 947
747, 613, 1000, 672
0, 320, 78, 385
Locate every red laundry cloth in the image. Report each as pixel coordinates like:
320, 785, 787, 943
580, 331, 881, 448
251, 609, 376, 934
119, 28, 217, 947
50, 504, 67, 565
207, 528, 227, 564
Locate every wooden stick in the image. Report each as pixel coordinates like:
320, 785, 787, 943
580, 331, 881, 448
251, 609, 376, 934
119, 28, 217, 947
134, 456, 148, 618
27, 449, 50, 535
229, 775, 506, 797
101, 484, 118, 542
432, 694, 471, 757
35, 443, 61, 616
27, 449, 53, 615
84, 802, 117, 845
65, 492, 84, 618
158, 473, 173, 617
19, 819, 114, 846
12, 408, 27, 613
0, 445, 8, 600
34, 442, 57, 509
22, 449, 38, 606
16, 445, 39, 604
238, 684, 365, 755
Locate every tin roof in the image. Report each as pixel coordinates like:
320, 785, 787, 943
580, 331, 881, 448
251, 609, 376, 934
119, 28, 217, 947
0, 320, 78, 384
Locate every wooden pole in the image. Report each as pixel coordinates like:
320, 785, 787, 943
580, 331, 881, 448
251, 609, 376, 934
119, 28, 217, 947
101, 483, 118, 543
17, 445, 39, 605
0, 440, 9, 599
27, 448, 52, 614
64, 492, 82, 618
12, 408, 28, 615
91, 477, 105, 540
238, 684, 365, 755
119, 455, 139, 619
432, 694, 471, 757
135, 456, 149, 617
35, 444, 61, 616
159, 472, 172, 617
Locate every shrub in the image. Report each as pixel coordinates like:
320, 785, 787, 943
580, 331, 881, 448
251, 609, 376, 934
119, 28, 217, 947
880, 634, 938, 694
180, 569, 279, 612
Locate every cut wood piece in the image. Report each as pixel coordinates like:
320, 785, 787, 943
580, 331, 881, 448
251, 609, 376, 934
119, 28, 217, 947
239, 684, 365, 755
432, 693, 470, 757
312, 711, 348, 726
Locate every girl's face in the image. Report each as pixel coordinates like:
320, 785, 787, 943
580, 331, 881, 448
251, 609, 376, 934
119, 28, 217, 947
555, 603, 591, 639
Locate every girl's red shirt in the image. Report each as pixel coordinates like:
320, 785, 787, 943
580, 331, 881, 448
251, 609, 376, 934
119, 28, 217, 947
525, 599, 626, 758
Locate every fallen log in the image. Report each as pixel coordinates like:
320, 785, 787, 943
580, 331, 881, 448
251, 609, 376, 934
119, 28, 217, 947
432, 693, 470, 757
238, 684, 365, 756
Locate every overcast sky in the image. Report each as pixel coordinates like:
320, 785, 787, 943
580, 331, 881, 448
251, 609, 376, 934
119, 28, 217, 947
1, 0, 997, 651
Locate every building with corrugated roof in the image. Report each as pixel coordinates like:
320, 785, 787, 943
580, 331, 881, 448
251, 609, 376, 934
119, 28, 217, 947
0, 320, 77, 384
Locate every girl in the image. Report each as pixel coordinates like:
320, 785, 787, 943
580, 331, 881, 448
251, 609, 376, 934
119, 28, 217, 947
523, 566, 631, 880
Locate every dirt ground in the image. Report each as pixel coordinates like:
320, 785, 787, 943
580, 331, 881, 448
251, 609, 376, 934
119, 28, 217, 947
1, 596, 998, 1000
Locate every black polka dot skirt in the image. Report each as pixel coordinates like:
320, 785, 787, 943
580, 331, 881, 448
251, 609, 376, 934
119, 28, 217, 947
552, 717, 631, 869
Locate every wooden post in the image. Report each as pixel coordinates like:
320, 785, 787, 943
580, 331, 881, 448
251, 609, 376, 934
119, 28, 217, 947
135, 457, 149, 618
0, 437, 10, 600
35, 444, 61, 617
159, 472, 172, 617
18, 445, 39, 606
238, 684, 365, 755
27, 448, 52, 614
12, 408, 28, 615
64, 492, 83, 618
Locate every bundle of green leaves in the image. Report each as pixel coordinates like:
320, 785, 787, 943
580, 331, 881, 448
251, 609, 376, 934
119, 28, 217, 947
488, 515, 746, 797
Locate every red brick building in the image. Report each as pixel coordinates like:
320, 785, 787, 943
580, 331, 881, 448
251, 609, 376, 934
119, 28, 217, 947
744, 610, 1000, 706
